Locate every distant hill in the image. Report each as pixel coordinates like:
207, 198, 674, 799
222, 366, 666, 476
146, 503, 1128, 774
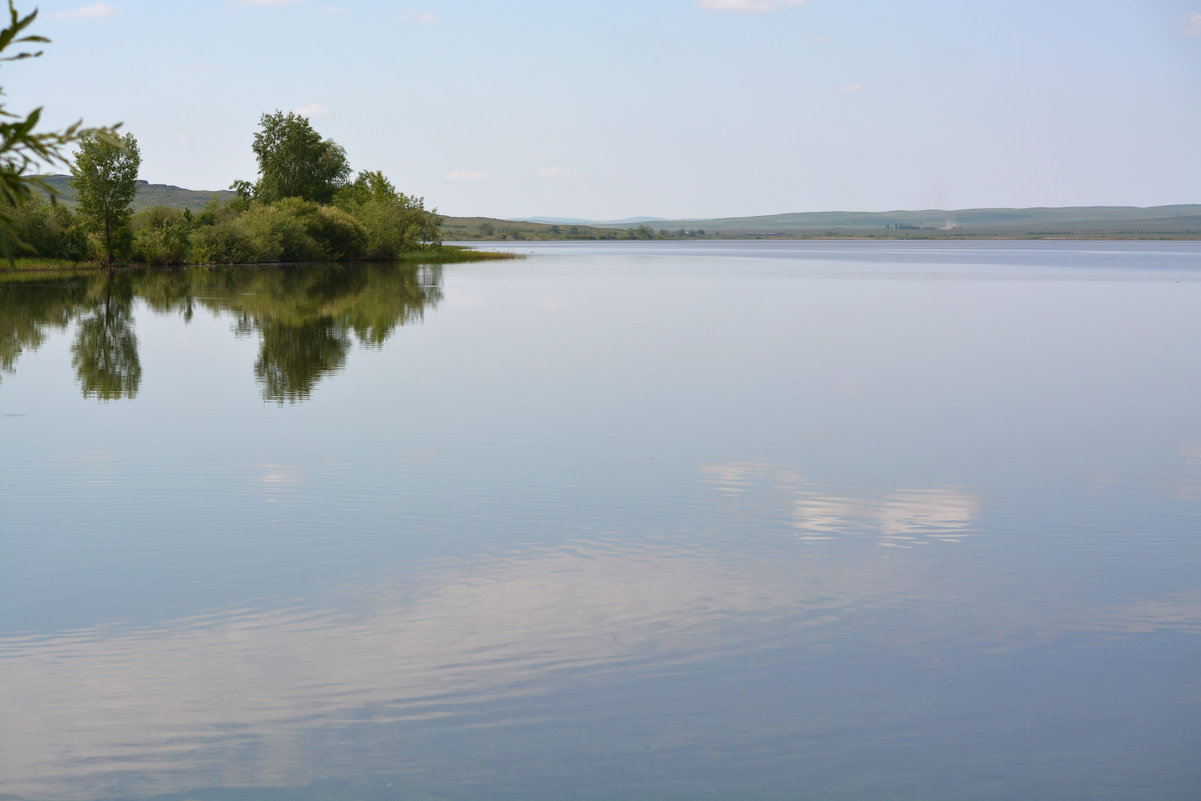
39, 174, 234, 212
450, 205, 1201, 240
517, 216, 669, 226
33, 174, 1201, 238
650, 205, 1201, 237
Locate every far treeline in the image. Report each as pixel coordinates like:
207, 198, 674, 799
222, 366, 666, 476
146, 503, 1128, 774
10, 112, 446, 268
442, 204, 1201, 241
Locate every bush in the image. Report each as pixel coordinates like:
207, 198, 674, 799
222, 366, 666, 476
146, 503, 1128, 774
271, 197, 366, 261
8, 169, 434, 265
132, 206, 191, 264
240, 204, 313, 263
311, 204, 367, 261
7, 196, 88, 260
188, 217, 275, 264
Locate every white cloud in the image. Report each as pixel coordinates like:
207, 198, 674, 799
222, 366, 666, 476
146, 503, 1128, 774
835, 83, 863, 93
323, 5, 351, 15
808, 35, 830, 45
238, 0, 301, 6
698, 0, 805, 12
445, 169, 487, 182
294, 102, 330, 117
1181, 12, 1201, 36
175, 131, 190, 145
537, 166, 573, 178
54, 3, 120, 19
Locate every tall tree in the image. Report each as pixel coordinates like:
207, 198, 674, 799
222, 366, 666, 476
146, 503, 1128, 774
249, 111, 350, 205
0, 0, 117, 265
71, 132, 141, 268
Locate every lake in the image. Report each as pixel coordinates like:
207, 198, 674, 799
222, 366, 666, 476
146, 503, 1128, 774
2, 240, 1200, 800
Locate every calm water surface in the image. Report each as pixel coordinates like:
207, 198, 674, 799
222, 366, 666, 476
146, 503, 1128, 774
2, 241, 1200, 800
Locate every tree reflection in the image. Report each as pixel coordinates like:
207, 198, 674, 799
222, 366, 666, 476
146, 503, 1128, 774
255, 318, 353, 402
213, 263, 442, 403
0, 262, 443, 402
71, 273, 141, 400
0, 277, 87, 383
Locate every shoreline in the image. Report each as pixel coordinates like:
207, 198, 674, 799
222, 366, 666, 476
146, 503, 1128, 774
0, 246, 521, 281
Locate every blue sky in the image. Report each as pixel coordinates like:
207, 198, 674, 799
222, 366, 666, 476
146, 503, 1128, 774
10, 0, 1201, 219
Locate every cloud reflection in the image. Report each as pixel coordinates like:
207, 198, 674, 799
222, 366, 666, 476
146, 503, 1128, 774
1175, 440, 1201, 500
2, 530, 1198, 799
0, 541, 818, 799
699, 460, 981, 546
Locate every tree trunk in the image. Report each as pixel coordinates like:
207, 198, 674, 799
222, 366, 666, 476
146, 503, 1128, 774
103, 210, 113, 270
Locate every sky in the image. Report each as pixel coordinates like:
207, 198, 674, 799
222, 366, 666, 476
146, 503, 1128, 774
9, 0, 1201, 220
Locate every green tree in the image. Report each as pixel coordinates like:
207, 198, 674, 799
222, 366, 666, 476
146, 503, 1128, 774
71, 132, 141, 267
334, 169, 440, 258
248, 111, 350, 204
0, 1, 116, 264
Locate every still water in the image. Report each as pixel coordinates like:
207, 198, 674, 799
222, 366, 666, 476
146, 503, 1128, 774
2, 241, 1200, 800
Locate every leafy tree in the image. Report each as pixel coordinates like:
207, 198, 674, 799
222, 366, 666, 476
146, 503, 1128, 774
248, 111, 350, 204
335, 169, 440, 258
71, 132, 141, 267
0, 1, 116, 264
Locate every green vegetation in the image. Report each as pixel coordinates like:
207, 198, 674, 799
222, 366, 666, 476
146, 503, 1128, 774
71, 131, 141, 267
9, 109, 474, 268
0, 1, 117, 265
245, 111, 350, 205
5, 192, 87, 260
439, 216, 712, 241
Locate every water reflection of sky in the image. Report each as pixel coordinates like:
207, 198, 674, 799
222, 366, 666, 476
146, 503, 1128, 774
4, 244, 1201, 800
3, 534, 1200, 800
700, 460, 981, 546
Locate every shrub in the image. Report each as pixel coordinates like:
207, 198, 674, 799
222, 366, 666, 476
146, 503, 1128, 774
7, 196, 88, 260
188, 217, 274, 264
310, 204, 367, 261
132, 206, 191, 264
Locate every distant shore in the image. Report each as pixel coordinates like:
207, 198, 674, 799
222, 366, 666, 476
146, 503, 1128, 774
454, 232, 1201, 242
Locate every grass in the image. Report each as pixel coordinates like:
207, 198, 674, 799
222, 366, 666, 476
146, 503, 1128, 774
399, 245, 523, 263
0, 257, 105, 282
0, 247, 520, 284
